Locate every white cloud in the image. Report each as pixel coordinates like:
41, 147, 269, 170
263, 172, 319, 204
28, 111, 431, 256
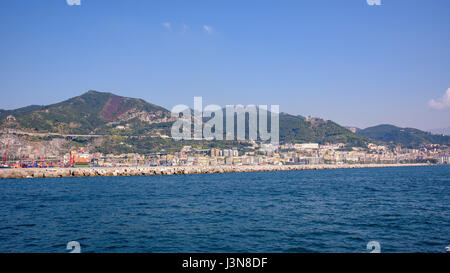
182, 24, 190, 34
203, 25, 213, 35
429, 88, 450, 110
66, 0, 81, 6
366, 0, 381, 6
161, 22, 171, 31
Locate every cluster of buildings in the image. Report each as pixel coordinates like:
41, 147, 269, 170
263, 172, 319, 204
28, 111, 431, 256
1, 130, 448, 168
51, 142, 449, 168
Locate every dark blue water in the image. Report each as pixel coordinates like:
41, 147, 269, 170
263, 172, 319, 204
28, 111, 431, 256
0, 165, 449, 253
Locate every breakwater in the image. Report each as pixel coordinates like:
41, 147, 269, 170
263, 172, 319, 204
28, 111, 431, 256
0, 163, 430, 179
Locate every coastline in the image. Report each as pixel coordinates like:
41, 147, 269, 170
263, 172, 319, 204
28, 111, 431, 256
0, 163, 432, 179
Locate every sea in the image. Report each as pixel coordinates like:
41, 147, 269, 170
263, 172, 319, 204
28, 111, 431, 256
0, 165, 448, 253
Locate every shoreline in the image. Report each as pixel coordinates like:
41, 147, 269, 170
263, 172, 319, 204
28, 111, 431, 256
0, 163, 432, 179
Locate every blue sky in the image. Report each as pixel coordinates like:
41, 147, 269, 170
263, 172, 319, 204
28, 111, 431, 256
0, 0, 449, 130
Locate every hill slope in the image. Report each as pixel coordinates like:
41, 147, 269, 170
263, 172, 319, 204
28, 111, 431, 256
0, 90, 174, 135
356, 124, 450, 148
4, 91, 449, 154
279, 114, 368, 146
0, 91, 371, 147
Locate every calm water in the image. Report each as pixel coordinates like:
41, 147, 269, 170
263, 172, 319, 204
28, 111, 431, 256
0, 165, 449, 253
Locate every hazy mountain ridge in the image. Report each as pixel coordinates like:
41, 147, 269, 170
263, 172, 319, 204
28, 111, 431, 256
429, 127, 450, 136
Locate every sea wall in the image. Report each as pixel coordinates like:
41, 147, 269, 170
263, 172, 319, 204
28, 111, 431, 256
0, 163, 430, 179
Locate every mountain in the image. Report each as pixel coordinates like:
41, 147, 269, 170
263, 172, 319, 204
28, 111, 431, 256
0, 90, 175, 135
356, 124, 450, 148
429, 127, 450, 136
3, 90, 447, 154
0, 90, 385, 154
0, 105, 45, 121
201, 110, 367, 146
279, 114, 368, 146
0, 90, 369, 144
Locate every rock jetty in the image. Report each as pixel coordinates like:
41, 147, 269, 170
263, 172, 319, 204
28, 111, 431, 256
0, 163, 430, 179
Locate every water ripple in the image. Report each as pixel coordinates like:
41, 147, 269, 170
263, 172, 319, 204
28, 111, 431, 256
0, 165, 449, 253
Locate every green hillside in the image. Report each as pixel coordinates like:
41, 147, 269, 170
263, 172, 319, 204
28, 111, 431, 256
0, 91, 370, 147
0, 91, 409, 154
0, 90, 171, 135
357, 124, 450, 148
279, 114, 368, 146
